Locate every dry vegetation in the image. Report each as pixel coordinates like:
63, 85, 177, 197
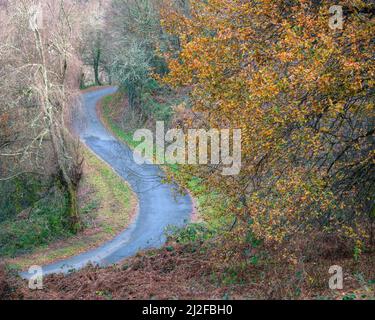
2, 241, 373, 300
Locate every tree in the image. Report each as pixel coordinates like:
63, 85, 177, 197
105, 0, 166, 110
80, 0, 110, 86
111, 40, 151, 110
161, 0, 374, 251
0, 0, 84, 232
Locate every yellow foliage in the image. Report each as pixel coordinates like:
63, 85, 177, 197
160, 0, 374, 251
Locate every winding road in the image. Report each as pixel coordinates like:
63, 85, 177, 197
21, 87, 192, 278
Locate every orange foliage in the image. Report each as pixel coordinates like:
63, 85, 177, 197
160, 0, 374, 251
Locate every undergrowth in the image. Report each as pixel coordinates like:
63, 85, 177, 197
0, 179, 71, 257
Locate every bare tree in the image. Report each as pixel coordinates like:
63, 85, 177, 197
80, 0, 111, 86
0, 0, 84, 232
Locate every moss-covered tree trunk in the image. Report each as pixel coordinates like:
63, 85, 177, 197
94, 49, 101, 86
66, 183, 81, 233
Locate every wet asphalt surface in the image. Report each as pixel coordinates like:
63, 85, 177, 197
21, 87, 192, 278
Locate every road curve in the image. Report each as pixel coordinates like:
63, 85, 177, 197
21, 87, 192, 278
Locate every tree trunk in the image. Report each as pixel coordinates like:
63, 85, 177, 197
105, 66, 112, 85
52, 126, 82, 234
66, 182, 81, 233
94, 49, 101, 86
79, 71, 85, 89
128, 87, 136, 110
32, 4, 82, 234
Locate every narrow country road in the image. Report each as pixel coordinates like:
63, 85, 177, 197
21, 87, 192, 278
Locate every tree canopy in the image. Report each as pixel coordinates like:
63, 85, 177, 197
161, 0, 374, 252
